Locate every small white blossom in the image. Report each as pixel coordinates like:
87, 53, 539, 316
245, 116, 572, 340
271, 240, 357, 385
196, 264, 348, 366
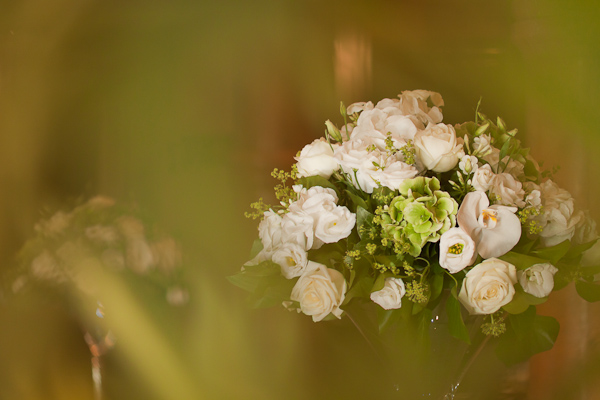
518, 263, 558, 298
370, 277, 406, 310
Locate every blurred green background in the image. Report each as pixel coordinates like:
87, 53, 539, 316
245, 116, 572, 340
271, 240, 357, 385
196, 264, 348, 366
0, 0, 599, 399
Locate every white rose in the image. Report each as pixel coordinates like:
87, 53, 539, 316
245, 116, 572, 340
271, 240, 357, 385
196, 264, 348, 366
370, 277, 406, 310
258, 210, 284, 253
295, 138, 340, 179
363, 153, 418, 192
413, 123, 464, 172
280, 210, 315, 250
471, 164, 496, 192
350, 108, 417, 150
489, 173, 526, 208
290, 261, 347, 322
291, 186, 338, 216
397, 90, 444, 127
271, 242, 309, 279
457, 191, 521, 259
333, 140, 381, 193
518, 263, 558, 298
439, 227, 477, 273
535, 180, 582, 247
346, 101, 374, 115
314, 205, 356, 245
458, 258, 517, 315
334, 138, 376, 171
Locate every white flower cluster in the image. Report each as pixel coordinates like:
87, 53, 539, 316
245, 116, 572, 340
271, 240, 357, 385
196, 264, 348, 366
295, 90, 464, 194
254, 187, 355, 321
240, 90, 599, 328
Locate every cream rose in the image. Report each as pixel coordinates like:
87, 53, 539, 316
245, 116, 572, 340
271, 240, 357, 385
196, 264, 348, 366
362, 153, 418, 192
346, 101, 374, 115
290, 261, 347, 322
413, 123, 464, 172
397, 90, 444, 127
258, 210, 284, 253
272, 242, 309, 279
489, 173, 526, 208
334, 140, 415, 193
370, 277, 406, 310
313, 205, 356, 245
438, 227, 477, 273
333, 140, 379, 193
535, 180, 582, 247
290, 186, 338, 217
471, 164, 495, 192
295, 138, 340, 179
458, 258, 517, 315
280, 210, 315, 250
350, 108, 418, 150
517, 263, 558, 298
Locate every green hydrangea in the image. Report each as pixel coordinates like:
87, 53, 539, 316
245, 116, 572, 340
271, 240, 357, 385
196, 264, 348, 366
381, 177, 458, 256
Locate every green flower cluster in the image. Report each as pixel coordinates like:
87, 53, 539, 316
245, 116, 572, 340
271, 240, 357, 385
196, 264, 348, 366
380, 177, 458, 256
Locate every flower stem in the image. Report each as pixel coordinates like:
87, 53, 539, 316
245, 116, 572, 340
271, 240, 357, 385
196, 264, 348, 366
345, 311, 385, 363
444, 332, 492, 399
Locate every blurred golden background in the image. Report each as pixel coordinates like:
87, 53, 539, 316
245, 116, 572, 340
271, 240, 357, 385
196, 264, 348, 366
0, 0, 599, 399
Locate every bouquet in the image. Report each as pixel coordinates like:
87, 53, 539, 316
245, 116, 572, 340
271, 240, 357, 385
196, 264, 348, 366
230, 90, 599, 373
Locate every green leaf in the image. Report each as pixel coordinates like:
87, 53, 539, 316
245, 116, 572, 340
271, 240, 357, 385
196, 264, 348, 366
566, 238, 598, 259
308, 242, 344, 268
372, 273, 386, 292
498, 137, 512, 163
474, 122, 489, 136
377, 307, 403, 333
499, 251, 547, 270
496, 116, 507, 132
502, 285, 548, 314
531, 240, 571, 264
345, 190, 369, 213
580, 265, 600, 278
416, 307, 433, 346
446, 289, 470, 344
429, 272, 444, 302
575, 280, 600, 302
523, 159, 540, 181
249, 238, 264, 259
356, 206, 374, 240
344, 275, 375, 304
227, 261, 280, 292
496, 306, 559, 365
248, 277, 297, 308
297, 176, 339, 195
